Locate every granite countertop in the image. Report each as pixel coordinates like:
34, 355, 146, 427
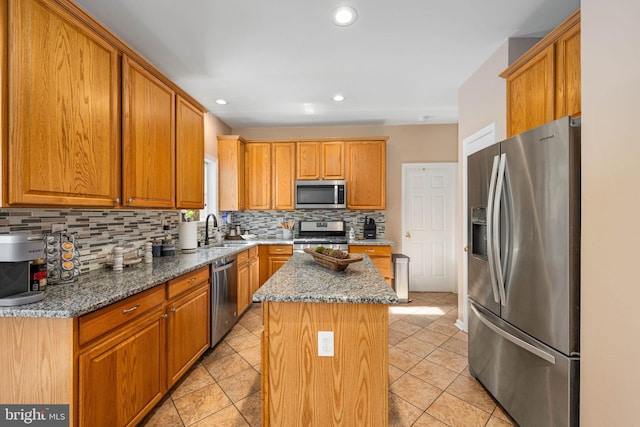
253, 252, 398, 304
0, 245, 254, 319
348, 238, 395, 246
0, 238, 397, 319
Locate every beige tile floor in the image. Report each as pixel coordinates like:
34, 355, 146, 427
140, 292, 517, 427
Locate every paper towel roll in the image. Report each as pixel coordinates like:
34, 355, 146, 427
178, 222, 198, 251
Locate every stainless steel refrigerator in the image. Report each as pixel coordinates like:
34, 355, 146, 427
467, 116, 580, 427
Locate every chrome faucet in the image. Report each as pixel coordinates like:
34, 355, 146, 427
204, 213, 218, 246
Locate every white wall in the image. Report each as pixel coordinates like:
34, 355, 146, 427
580, 0, 640, 424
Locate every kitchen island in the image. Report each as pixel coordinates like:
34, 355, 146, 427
253, 252, 398, 426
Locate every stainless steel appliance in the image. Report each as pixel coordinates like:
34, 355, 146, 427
293, 220, 348, 253
210, 255, 237, 347
295, 180, 346, 209
467, 116, 580, 427
0, 234, 45, 306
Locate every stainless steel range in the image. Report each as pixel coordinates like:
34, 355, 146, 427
293, 221, 348, 253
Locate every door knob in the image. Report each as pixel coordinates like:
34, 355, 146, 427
405, 232, 411, 238
464, 246, 469, 252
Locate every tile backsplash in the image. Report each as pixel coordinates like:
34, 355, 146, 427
225, 209, 386, 240
0, 208, 385, 274
0, 209, 181, 273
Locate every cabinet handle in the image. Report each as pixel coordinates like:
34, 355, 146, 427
113, 198, 121, 204
162, 313, 168, 319
365, 249, 374, 253
187, 277, 197, 283
170, 307, 177, 313
122, 303, 140, 314
127, 198, 133, 204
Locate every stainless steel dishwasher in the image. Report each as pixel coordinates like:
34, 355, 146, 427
210, 255, 238, 347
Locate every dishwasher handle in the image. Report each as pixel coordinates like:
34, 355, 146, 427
211, 259, 236, 273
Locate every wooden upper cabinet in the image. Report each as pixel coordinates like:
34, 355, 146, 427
122, 56, 176, 208
555, 21, 581, 120
296, 141, 345, 180
218, 135, 246, 211
6, 0, 120, 207
245, 143, 272, 210
505, 44, 555, 137
176, 96, 204, 209
502, 10, 581, 137
245, 142, 295, 210
272, 142, 295, 209
346, 140, 386, 210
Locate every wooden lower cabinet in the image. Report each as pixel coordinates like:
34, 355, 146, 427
78, 306, 165, 427
0, 267, 214, 426
261, 301, 389, 426
259, 245, 293, 286
166, 281, 210, 387
349, 245, 392, 285
238, 247, 260, 314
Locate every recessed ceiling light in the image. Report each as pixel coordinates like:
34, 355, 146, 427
215, 99, 228, 105
332, 94, 345, 102
332, 6, 358, 26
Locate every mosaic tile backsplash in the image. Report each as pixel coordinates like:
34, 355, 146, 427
0, 209, 182, 273
0, 208, 384, 273
225, 209, 386, 240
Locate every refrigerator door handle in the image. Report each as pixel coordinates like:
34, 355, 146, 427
493, 153, 507, 305
470, 302, 556, 365
486, 155, 501, 304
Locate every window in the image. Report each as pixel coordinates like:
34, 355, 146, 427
199, 157, 218, 222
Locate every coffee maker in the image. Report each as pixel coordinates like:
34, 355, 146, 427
0, 234, 45, 306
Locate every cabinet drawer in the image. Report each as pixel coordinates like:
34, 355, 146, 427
348, 245, 391, 255
268, 245, 293, 255
79, 285, 166, 347
237, 250, 249, 265
167, 266, 210, 299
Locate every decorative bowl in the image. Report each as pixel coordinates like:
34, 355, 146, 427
303, 248, 363, 271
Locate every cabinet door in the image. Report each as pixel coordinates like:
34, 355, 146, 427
249, 256, 260, 298
238, 261, 251, 315
346, 141, 386, 209
247, 247, 260, 298
555, 22, 581, 119
272, 142, 295, 210
7, 0, 120, 207
321, 141, 345, 180
349, 245, 392, 284
297, 142, 320, 180
506, 44, 555, 137
167, 282, 210, 387
122, 55, 176, 208
218, 136, 245, 211
78, 307, 165, 427
245, 143, 271, 209
176, 96, 204, 209
268, 256, 290, 277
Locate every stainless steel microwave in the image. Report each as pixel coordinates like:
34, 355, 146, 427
295, 180, 346, 209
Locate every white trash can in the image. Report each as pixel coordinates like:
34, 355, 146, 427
392, 254, 411, 303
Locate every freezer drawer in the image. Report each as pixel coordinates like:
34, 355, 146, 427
468, 301, 579, 427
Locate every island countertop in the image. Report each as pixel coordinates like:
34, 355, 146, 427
253, 252, 399, 304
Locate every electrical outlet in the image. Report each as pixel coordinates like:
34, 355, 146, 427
51, 223, 66, 233
318, 331, 334, 357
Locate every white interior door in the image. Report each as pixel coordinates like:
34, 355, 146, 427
402, 163, 458, 292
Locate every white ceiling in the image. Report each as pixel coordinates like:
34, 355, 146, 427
73, 0, 580, 129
